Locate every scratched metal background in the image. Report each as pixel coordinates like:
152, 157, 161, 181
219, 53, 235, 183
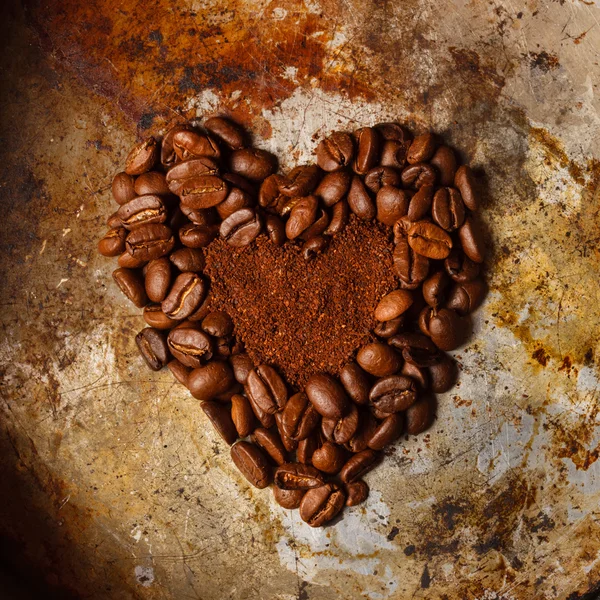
0, 0, 599, 598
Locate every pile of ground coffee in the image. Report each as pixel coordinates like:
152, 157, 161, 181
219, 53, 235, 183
205, 216, 396, 386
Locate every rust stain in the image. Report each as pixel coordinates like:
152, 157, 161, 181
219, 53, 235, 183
527, 51, 560, 72
529, 126, 585, 185
532, 347, 550, 367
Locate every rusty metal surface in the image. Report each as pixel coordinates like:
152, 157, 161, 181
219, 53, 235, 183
1, 0, 599, 598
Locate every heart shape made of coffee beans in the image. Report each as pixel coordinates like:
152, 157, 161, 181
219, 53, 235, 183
98, 117, 487, 527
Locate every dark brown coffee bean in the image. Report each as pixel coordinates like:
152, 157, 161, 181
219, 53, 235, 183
401, 361, 429, 389
345, 480, 369, 506
388, 332, 441, 367
393, 214, 422, 241
393, 235, 430, 289
274, 412, 298, 452
297, 434, 319, 464
204, 117, 245, 149
339, 449, 379, 483
166, 157, 220, 194
344, 412, 377, 453
312, 442, 347, 475
458, 216, 485, 263
161, 273, 207, 320
367, 413, 404, 451
135, 328, 169, 371
406, 395, 436, 434
339, 362, 370, 405
285, 195, 318, 239
444, 248, 480, 282
230, 148, 277, 181
374, 317, 404, 339
220, 208, 262, 247
408, 221, 452, 259
430, 145, 457, 187
446, 278, 487, 315
216, 187, 254, 219
454, 165, 478, 211
428, 356, 458, 393
167, 359, 191, 386
302, 235, 329, 260
348, 175, 375, 220
178, 223, 217, 249
246, 365, 288, 415
247, 390, 275, 429
230, 354, 254, 385
401, 163, 437, 189
201, 401, 238, 445
98, 227, 127, 257
273, 486, 305, 509
265, 214, 286, 246
169, 248, 205, 273
300, 483, 345, 527
280, 165, 321, 197
324, 199, 349, 236
106, 210, 122, 229
374, 289, 413, 321
258, 174, 287, 213
112, 171, 137, 205
356, 343, 401, 377
369, 376, 417, 413
126, 224, 175, 262
179, 175, 229, 209
125, 137, 158, 175
222, 172, 256, 196
161, 124, 194, 168
427, 308, 465, 351
134, 171, 171, 196
353, 127, 380, 175
188, 360, 235, 401
186, 287, 212, 323
376, 122, 411, 142
301, 209, 330, 240
112, 268, 148, 307
145, 258, 172, 302
180, 205, 218, 226
143, 304, 178, 329
407, 184, 434, 221
231, 441, 271, 489
380, 138, 410, 169
315, 170, 352, 207
250, 428, 286, 465
364, 166, 401, 194
173, 130, 220, 160
423, 270, 450, 308
230, 394, 255, 437
281, 392, 320, 441
117, 195, 167, 230
315, 132, 354, 171
322, 403, 359, 444
376, 186, 409, 226
432, 188, 465, 231
274, 463, 324, 490
201, 311, 233, 337
407, 133, 437, 164
305, 374, 350, 419
167, 327, 213, 368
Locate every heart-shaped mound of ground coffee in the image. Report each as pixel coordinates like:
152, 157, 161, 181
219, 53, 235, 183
98, 117, 487, 527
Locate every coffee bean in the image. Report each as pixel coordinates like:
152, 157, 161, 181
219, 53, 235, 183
201, 401, 238, 445
426, 308, 465, 351
204, 117, 245, 149
285, 195, 318, 239
280, 165, 321, 197
125, 224, 175, 262
344, 412, 377, 453
299, 483, 345, 527
112, 268, 148, 307
275, 412, 299, 452
305, 373, 350, 419
339, 362, 370, 405
273, 486, 305, 509
166, 157, 220, 194
179, 223, 217, 248
458, 216, 485, 263
262, 214, 285, 246
201, 311, 233, 337
393, 235, 430, 289
430, 145, 457, 186
247, 390, 275, 429
406, 133, 437, 164
161, 124, 194, 168
454, 165, 478, 211
258, 174, 287, 213
220, 208, 262, 247
393, 214, 421, 241
380, 140, 410, 169
401, 361, 429, 389
188, 360, 235, 401
312, 442, 347, 475
302, 235, 329, 260
444, 248, 480, 282
301, 209, 330, 241
369, 375, 418, 414
401, 163, 437, 189
422, 270, 450, 308
407, 184, 434, 221
356, 342, 401, 377
324, 199, 349, 236
162, 273, 207, 320
252, 428, 287, 465
339, 449, 379, 483
167, 327, 213, 368
375, 289, 414, 321
281, 392, 320, 441
374, 317, 404, 339
186, 288, 212, 323
173, 130, 220, 161
376, 122, 411, 142
346, 175, 375, 220
229, 354, 254, 385
353, 127, 380, 175
231, 441, 272, 489
167, 359, 191, 386
98, 227, 127, 257
388, 332, 441, 367
274, 463, 324, 490
170, 248, 205, 272
428, 356, 458, 393
230, 394, 255, 437
106, 211, 122, 229
135, 328, 169, 371
178, 175, 229, 209
180, 205, 218, 226
446, 278, 487, 315
405, 395, 436, 434
145, 257, 172, 302
297, 434, 319, 464
376, 186, 409, 226
230, 148, 277, 181
246, 365, 288, 415
364, 166, 401, 193
345, 480, 369, 506
315, 170, 352, 206
367, 413, 404, 451
117, 195, 167, 230
125, 137, 158, 175
408, 221, 452, 259
432, 187, 465, 231
112, 171, 137, 205
315, 132, 354, 171
321, 403, 359, 444
135, 171, 171, 196
222, 172, 256, 195
143, 304, 178, 329
216, 187, 254, 219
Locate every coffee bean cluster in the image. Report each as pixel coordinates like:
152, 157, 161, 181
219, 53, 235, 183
98, 118, 486, 527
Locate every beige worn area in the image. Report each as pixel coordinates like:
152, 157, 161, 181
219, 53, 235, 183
0, 0, 599, 598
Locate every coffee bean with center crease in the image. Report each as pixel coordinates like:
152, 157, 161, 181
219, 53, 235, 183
430, 145, 457, 187
162, 273, 207, 320
173, 130, 220, 160
231, 441, 272, 489
285, 195, 318, 239
98, 227, 127, 257
107, 211, 122, 229
324, 199, 349, 236
380, 139, 410, 169
125, 137, 158, 175
407, 184, 434, 221
458, 216, 485, 263
339, 449, 379, 483
321, 403, 359, 444
245, 365, 288, 415
281, 392, 320, 441
422, 270, 450, 308
305, 373, 350, 419
179, 175, 229, 209
300, 483, 346, 527
274, 463, 324, 490
188, 360, 235, 401
388, 332, 441, 367
454, 165, 478, 211
230, 148, 277, 181
220, 208, 263, 247
252, 428, 287, 465
113, 268, 148, 307
311, 442, 347, 475
364, 166, 401, 193
446, 278, 487, 315
393, 235, 430, 289
143, 304, 178, 329
201, 401, 238, 445
344, 412, 377, 453
273, 486, 305, 509
345, 480, 369, 506
274, 412, 299, 453
135, 328, 169, 371
347, 175, 376, 220
375, 289, 414, 321
161, 124, 194, 168
204, 117, 245, 150
356, 342, 401, 377
428, 356, 458, 393
170, 248, 205, 272
302, 235, 329, 260
369, 375, 418, 414
376, 186, 409, 226
407, 132, 437, 164
126, 224, 175, 261
374, 317, 404, 339
353, 127, 380, 175
230, 394, 255, 437
406, 395, 436, 434
425, 308, 465, 351
259, 174, 287, 213
401, 361, 428, 389
229, 354, 254, 385
179, 223, 218, 248
432, 187, 465, 231
112, 172, 137, 205
445, 248, 480, 282
408, 221, 452, 260
315, 170, 352, 207
145, 257, 171, 302
401, 163, 437, 189
367, 413, 404, 451
297, 433, 319, 464
217, 187, 254, 219
265, 214, 286, 246
315, 131, 354, 171
134, 171, 171, 196
339, 362, 370, 405
166, 157, 220, 194
280, 165, 321, 197
167, 328, 213, 368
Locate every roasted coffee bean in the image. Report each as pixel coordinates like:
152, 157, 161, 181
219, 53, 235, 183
312, 442, 347, 475
161, 124, 194, 168
274, 412, 298, 453
202, 311, 234, 337
432, 187, 465, 231
315, 170, 352, 207
125, 137, 158, 175
188, 361, 235, 401
166, 157, 220, 194
280, 165, 321, 197
98, 227, 127, 257
126, 224, 174, 262
446, 278, 487, 315
401, 361, 429, 389
179, 223, 218, 248
230, 394, 255, 437
167, 359, 191, 386
112, 268, 147, 307
187, 288, 212, 322
401, 163, 437, 189
265, 214, 286, 246
301, 209, 330, 240
107, 211, 122, 229
281, 392, 320, 441
274, 463, 324, 490
145, 257, 172, 302
297, 434, 319, 464
364, 166, 401, 193
388, 332, 441, 367
321, 403, 359, 444
369, 376, 417, 413
220, 208, 262, 247
380, 139, 410, 169
214, 336, 234, 359
376, 122, 411, 142
347, 175, 376, 220
393, 235, 430, 289
135, 171, 170, 196
374, 317, 404, 339
324, 199, 349, 236
422, 270, 450, 308
407, 184, 434, 221
112, 171, 137, 205
454, 165, 478, 211
230, 441, 271, 489
426, 308, 465, 351
143, 304, 178, 329
339, 362, 370, 405
345, 412, 377, 453
302, 235, 329, 260
201, 401, 238, 445
285, 195, 318, 239
170, 248, 205, 272
167, 327, 213, 368
393, 214, 421, 241
258, 174, 287, 213
353, 127, 380, 175
247, 390, 275, 429
430, 145, 457, 186
180, 205, 218, 226
376, 186, 409, 226
204, 117, 245, 149
408, 221, 452, 260
273, 486, 305, 509
230, 354, 254, 385
406, 395, 436, 434
356, 342, 401, 377
246, 365, 288, 415
418, 305, 435, 337
305, 373, 350, 419
339, 449, 379, 483
250, 429, 285, 466
135, 328, 169, 371
458, 216, 485, 263
374, 289, 413, 321
345, 480, 369, 506
300, 483, 345, 527
230, 148, 277, 181
173, 130, 220, 160
222, 172, 256, 196
367, 413, 404, 451
179, 175, 228, 209
428, 356, 458, 393
444, 248, 480, 282
407, 132, 437, 164
216, 187, 254, 219
117, 195, 167, 230
162, 273, 207, 320
315, 131, 354, 171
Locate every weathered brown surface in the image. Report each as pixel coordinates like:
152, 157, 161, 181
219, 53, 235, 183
1, 0, 599, 598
